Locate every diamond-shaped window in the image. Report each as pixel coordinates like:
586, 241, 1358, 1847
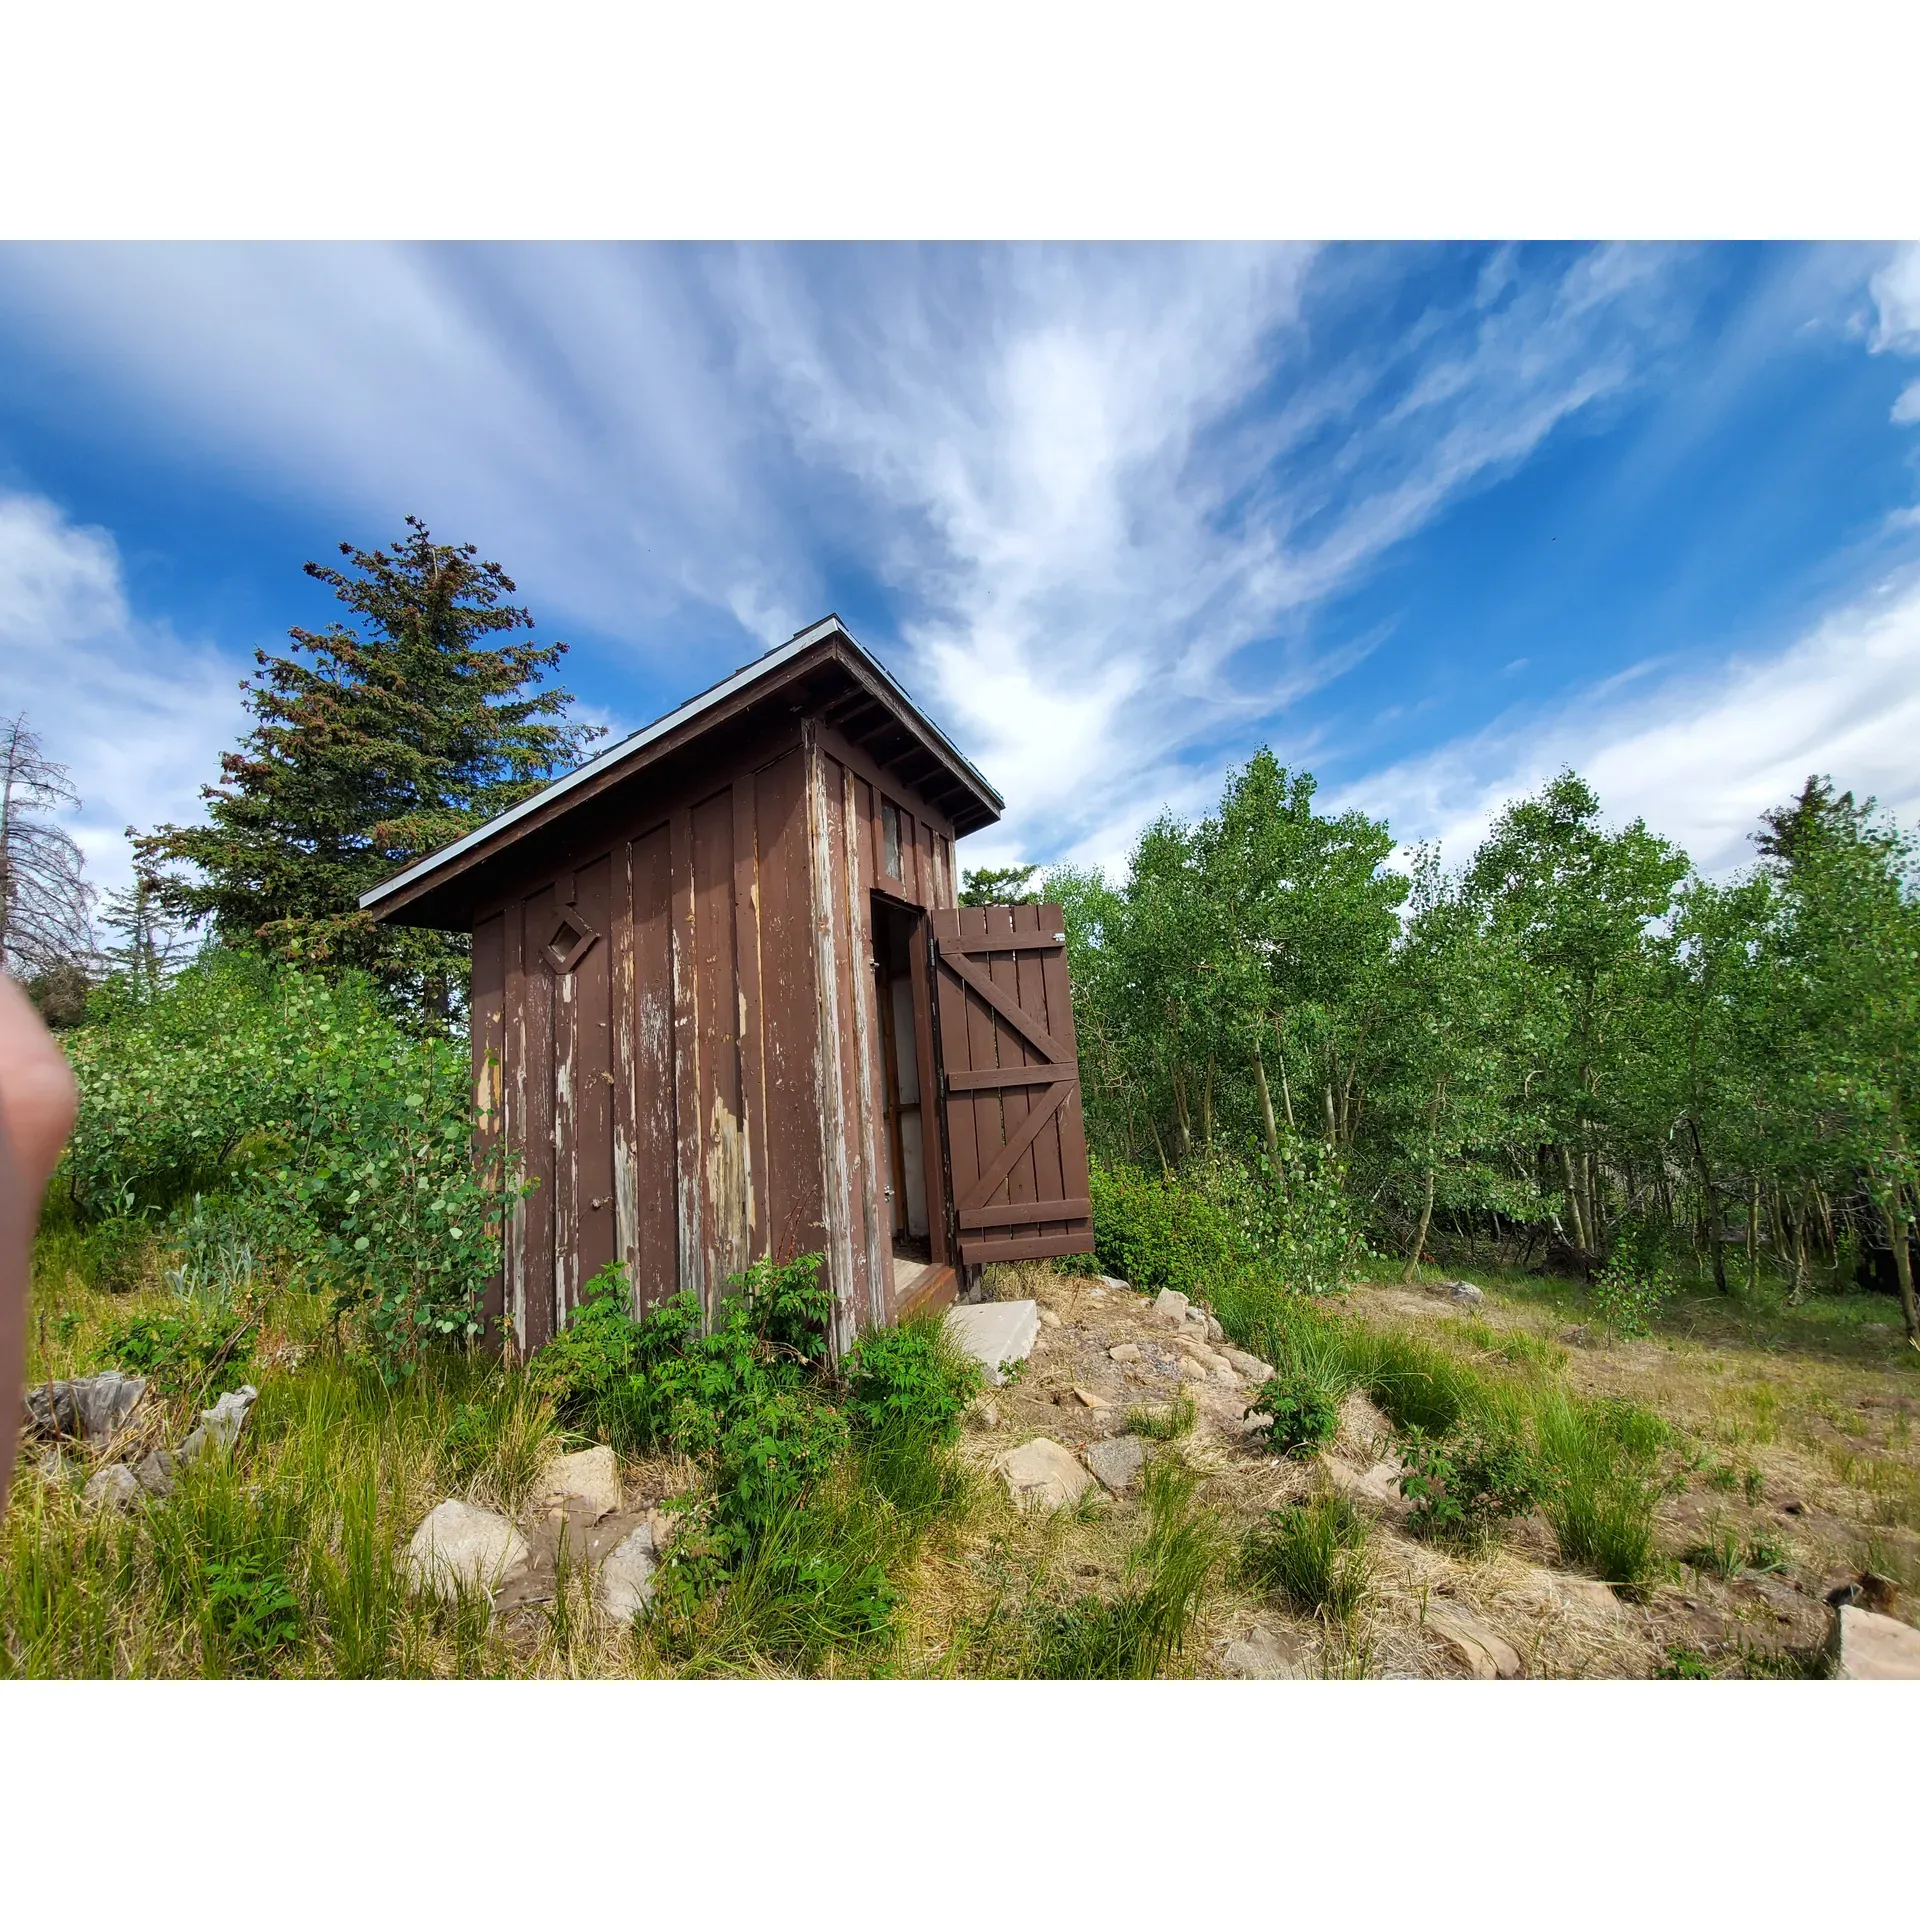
540, 905, 600, 976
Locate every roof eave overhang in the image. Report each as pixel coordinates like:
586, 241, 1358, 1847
360, 616, 1002, 927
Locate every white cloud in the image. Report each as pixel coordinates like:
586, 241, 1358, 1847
1333, 567, 1920, 876
0, 243, 1719, 881
0, 492, 243, 912
1893, 378, 1920, 426
1870, 243, 1920, 353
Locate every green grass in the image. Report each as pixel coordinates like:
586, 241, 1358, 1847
1123, 1393, 1198, 1442
1003, 1456, 1224, 1678
1240, 1491, 1373, 1627
1533, 1391, 1663, 1590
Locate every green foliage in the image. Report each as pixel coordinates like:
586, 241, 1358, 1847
1240, 1492, 1372, 1625
844, 1316, 975, 1446
1534, 1391, 1663, 1590
1397, 1422, 1538, 1549
1016, 1456, 1223, 1678
1251, 1374, 1340, 1456
1123, 1393, 1197, 1442
1657, 1644, 1715, 1678
133, 518, 602, 1020
61, 952, 519, 1381
203, 1548, 304, 1670
1592, 1222, 1677, 1338
1089, 1147, 1359, 1320
94, 1306, 255, 1398
958, 863, 1041, 908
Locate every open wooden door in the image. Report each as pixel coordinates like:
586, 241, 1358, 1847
928, 902, 1094, 1269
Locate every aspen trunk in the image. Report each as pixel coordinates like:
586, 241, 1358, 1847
1253, 1046, 1280, 1163
1880, 1194, 1919, 1342
1687, 1116, 1727, 1293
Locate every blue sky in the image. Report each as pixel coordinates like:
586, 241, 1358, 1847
7, 240, 1920, 909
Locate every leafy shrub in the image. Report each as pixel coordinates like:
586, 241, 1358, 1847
203, 1547, 304, 1670
845, 1316, 974, 1445
1657, 1644, 1714, 1679
62, 953, 520, 1380
95, 1307, 255, 1397
1397, 1421, 1538, 1548
1252, 1374, 1341, 1456
1241, 1492, 1372, 1625
1592, 1223, 1676, 1339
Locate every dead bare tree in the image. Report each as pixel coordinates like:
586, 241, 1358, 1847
0, 713, 95, 984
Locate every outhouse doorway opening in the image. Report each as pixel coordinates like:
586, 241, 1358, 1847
870, 892, 946, 1301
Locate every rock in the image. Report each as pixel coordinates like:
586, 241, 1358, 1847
971, 1398, 1000, 1430
1427, 1601, 1522, 1678
405, 1500, 532, 1602
1038, 1308, 1062, 1330
1520, 1568, 1624, 1622
1071, 1385, 1111, 1409
1108, 1343, 1143, 1363
198, 1386, 258, 1456
528, 1446, 622, 1523
1153, 1288, 1190, 1325
133, 1449, 177, 1498
1828, 1604, 1920, 1678
996, 1437, 1094, 1514
649, 1507, 680, 1554
945, 1300, 1041, 1386
1221, 1622, 1307, 1678
83, 1464, 141, 1512
596, 1524, 659, 1624
1325, 1456, 1408, 1511
1205, 1315, 1224, 1341
35, 1449, 82, 1490
1447, 1282, 1486, 1307
1085, 1435, 1145, 1494
1178, 1355, 1209, 1382
1225, 1348, 1275, 1385
23, 1371, 148, 1444
1099, 1274, 1130, 1290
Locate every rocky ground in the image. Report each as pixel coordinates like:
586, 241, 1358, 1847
935, 1263, 1920, 1679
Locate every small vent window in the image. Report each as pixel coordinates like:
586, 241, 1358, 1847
881, 800, 903, 880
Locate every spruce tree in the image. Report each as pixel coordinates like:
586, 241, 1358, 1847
138, 519, 601, 1021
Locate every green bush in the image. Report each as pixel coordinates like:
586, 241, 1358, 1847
1251, 1374, 1341, 1456
844, 1316, 975, 1446
95, 1307, 256, 1398
62, 952, 520, 1380
1397, 1422, 1538, 1549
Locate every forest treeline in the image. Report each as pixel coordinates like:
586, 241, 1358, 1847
1033, 752, 1920, 1338
10, 517, 1918, 1352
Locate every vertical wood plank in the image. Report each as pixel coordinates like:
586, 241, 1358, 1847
733, 772, 768, 1264
693, 787, 748, 1302
842, 760, 889, 1329
611, 837, 640, 1289
471, 910, 507, 1342
753, 745, 826, 1264
572, 853, 616, 1298
632, 825, 677, 1313
804, 726, 859, 1355
669, 805, 704, 1317
519, 882, 557, 1354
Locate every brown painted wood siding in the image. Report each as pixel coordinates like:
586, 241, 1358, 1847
929, 902, 1094, 1268
475, 715, 964, 1357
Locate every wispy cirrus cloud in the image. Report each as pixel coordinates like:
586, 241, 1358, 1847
1333, 565, 1920, 877
0, 242, 1882, 887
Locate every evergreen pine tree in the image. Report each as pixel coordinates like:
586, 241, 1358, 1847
137, 519, 601, 1020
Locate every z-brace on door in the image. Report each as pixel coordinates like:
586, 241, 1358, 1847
928, 902, 1095, 1268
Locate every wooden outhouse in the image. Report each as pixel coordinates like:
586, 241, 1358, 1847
362, 615, 1094, 1355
